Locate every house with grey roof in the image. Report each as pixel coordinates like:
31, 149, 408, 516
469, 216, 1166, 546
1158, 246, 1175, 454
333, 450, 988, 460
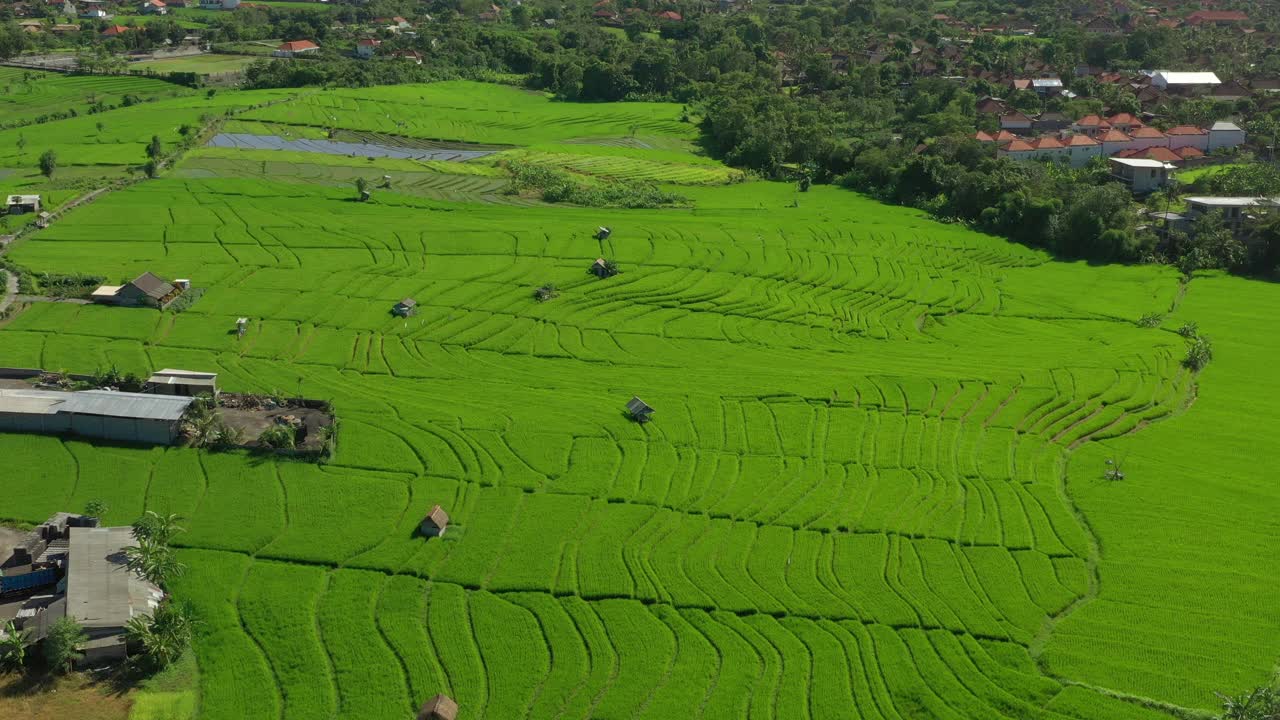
91, 272, 182, 309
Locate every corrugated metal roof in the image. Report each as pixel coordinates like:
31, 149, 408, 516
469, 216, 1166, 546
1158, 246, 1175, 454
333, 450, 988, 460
60, 390, 193, 421
67, 527, 162, 629
0, 389, 68, 415
153, 369, 217, 380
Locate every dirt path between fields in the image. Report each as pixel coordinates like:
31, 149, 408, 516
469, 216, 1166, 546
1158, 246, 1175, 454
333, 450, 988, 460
0, 270, 17, 317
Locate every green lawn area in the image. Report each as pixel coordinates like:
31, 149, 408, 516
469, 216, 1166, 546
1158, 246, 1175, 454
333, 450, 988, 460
1176, 162, 1245, 184
131, 54, 261, 75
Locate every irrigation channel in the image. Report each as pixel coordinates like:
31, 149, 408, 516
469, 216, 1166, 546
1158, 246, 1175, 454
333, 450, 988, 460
206, 133, 498, 162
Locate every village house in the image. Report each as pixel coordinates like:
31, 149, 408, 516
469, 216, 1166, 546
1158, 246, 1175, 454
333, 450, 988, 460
101, 24, 130, 36
198, 0, 239, 8
1109, 157, 1174, 194
140, 0, 166, 14
1208, 121, 1246, 152
91, 272, 183, 308
392, 49, 423, 64
274, 40, 320, 57
1084, 15, 1122, 34
6, 194, 40, 215
356, 38, 380, 59
1184, 10, 1248, 27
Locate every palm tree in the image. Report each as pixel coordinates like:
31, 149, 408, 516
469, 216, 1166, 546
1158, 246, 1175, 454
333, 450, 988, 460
0, 621, 28, 672
125, 537, 186, 586
125, 602, 194, 669
133, 511, 185, 546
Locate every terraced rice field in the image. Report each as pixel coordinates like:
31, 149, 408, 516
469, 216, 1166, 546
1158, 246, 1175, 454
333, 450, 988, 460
1, 80, 1277, 720
0, 67, 194, 127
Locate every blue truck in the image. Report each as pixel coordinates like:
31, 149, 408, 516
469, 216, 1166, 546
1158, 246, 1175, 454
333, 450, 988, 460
0, 568, 58, 595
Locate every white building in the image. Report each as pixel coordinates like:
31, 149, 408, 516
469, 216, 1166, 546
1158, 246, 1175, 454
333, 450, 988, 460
1110, 157, 1175, 194
1208, 121, 1246, 152
1151, 71, 1222, 94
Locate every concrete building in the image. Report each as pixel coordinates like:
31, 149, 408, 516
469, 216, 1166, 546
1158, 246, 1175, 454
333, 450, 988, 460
140, 0, 166, 14
1151, 71, 1222, 94
0, 388, 194, 444
6, 194, 40, 214
1165, 125, 1209, 151
145, 369, 218, 397
67, 526, 163, 665
1208, 121, 1246, 152
1110, 157, 1174, 194
1185, 197, 1280, 233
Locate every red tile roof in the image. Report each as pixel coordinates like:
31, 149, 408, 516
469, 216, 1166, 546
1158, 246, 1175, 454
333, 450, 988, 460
1065, 135, 1099, 146
995, 130, 1017, 142
1075, 114, 1109, 127
1004, 139, 1036, 152
101, 25, 130, 35
1186, 10, 1248, 24
277, 40, 318, 51
1136, 147, 1182, 162
655, 10, 682, 20
1100, 129, 1132, 142
1034, 136, 1064, 149
1107, 113, 1144, 126
1175, 146, 1205, 158
1130, 126, 1166, 139
974, 131, 996, 142
1165, 125, 1207, 135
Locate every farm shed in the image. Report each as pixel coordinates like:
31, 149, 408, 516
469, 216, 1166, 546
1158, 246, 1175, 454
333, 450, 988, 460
93, 272, 181, 308
66, 526, 163, 665
5, 194, 40, 215
420, 505, 449, 537
146, 368, 218, 398
393, 298, 418, 317
595, 226, 612, 240
418, 694, 458, 720
590, 258, 611, 278
626, 396, 654, 422
0, 388, 194, 444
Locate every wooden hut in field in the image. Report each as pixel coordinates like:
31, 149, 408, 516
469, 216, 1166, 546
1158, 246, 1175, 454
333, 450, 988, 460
626, 396, 654, 423
595, 226, 611, 240
393, 298, 417, 317
417, 694, 458, 720
420, 505, 449, 537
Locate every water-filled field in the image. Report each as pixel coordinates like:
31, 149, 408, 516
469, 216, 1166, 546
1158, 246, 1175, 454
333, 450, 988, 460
1, 80, 1276, 720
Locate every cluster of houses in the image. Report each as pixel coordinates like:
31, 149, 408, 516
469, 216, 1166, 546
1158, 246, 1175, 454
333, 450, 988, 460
980, 112, 1245, 172
588, 0, 686, 26
0, 513, 163, 667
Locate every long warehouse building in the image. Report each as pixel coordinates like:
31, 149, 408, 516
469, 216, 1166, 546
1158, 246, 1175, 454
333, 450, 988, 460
0, 388, 194, 444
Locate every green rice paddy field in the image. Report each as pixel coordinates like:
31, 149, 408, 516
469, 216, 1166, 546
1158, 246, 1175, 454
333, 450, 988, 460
1, 79, 1277, 720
